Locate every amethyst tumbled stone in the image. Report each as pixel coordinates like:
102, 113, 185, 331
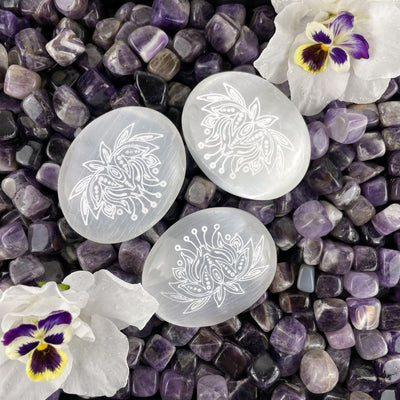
249, 352, 280, 389
0, 222, 28, 260
194, 52, 223, 82
20, 0, 59, 25
213, 342, 249, 379
324, 322, 355, 350
227, 26, 259, 66
76, 240, 117, 272
9, 254, 44, 284
160, 370, 194, 400
308, 121, 330, 160
313, 298, 348, 332
270, 316, 306, 355
13, 185, 52, 220
151, 0, 190, 31
372, 203, 400, 235
347, 297, 381, 330
92, 18, 122, 50
197, 375, 228, 400
343, 272, 379, 298
103, 40, 142, 77
130, 365, 159, 397
4, 65, 41, 100
306, 157, 343, 195
118, 238, 150, 275
172, 28, 206, 63
28, 221, 62, 255
293, 200, 333, 238
325, 108, 368, 144
54, 0, 88, 19
354, 329, 388, 361
21, 89, 55, 128
35, 162, 60, 191
361, 176, 388, 207
143, 334, 176, 372
320, 240, 354, 274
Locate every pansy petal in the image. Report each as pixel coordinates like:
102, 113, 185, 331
271, 0, 300, 13
2, 324, 36, 346
254, 2, 314, 84
38, 311, 72, 333
294, 43, 329, 73
340, 74, 391, 104
83, 270, 158, 330
44, 325, 74, 345
328, 11, 354, 37
288, 33, 349, 116
351, 2, 400, 80
339, 33, 369, 60
0, 353, 72, 400
305, 21, 333, 44
26, 345, 68, 382
329, 47, 351, 73
61, 314, 129, 398
5, 338, 39, 359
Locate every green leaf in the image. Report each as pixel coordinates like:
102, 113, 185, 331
37, 282, 70, 291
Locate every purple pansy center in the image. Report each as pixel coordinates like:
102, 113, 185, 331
294, 11, 370, 74
1, 310, 73, 382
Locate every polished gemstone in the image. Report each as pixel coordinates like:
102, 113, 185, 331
372, 204, 400, 235
315, 274, 343, 298
343, 272, 379, 298
297, 265, 315, 293
354, 329, 388, 360
92, 18, 121, 50
314, 298, 348, 332
150, 0, 190, 31
76, 240, 116, 272
4, 65, 41, 100
103, 40, 142, 76
143, 334, 176, 372
377, 248, 400, 287
270, 316, 306, 355
320, 240, 354, 274
324, 323, 355, 350
205, 13, 240, 54
189, 328, 222, 362
197, 375, 228, 400
147, 48, 181, 82
347, 297, 381, 330
0, 222, 28, 260
250, 300, 283, 332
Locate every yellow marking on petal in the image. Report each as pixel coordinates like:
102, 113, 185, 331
33, 329, 45, 341
321, 44, 330, 51
36, 343, 48, 351
294, 44, 328, 74
26, 347, 68, 382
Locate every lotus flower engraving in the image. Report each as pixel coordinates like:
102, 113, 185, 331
69, 123, 166, 225
197, 83, 295, 179
162, 224, 269, 314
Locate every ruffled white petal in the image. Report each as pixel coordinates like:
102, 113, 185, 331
271, 0, 300, 13
352, 2, 400, 79
62, 314, 129, 398
63, 271, 95, 293
0, 349, 72, 400
82, 270, 158, 330
254, 3, 314, 84
287, 34, 350, 115
71, 318, 95, 342
339, 74, 390, 103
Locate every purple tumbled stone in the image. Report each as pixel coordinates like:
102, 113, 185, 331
205, 13, 240, 54
22, 89, 55, 128
115, 21, 135, 43
194, 52, 223, 82
355, 131, 386, 161
143, 334, 176, 372
162, 324, 199, 347
344, 195, 375, 226
92, 18, 121, 50
228, 378, 257, 400
324, 323, 355, 350
268, 215, 301, 251
216, 4, 245, 25
299, 238, 324, 265
197, 375, 228, 400
77, 68, 116, 113
189, 328, 222, 362
115, 2, 135, 21
347, 297, 381, 330
308, 121, 330, 160
383, 126, 400, 150
327, 346, 351, 384
110, 84, 141, 109
378, 101, 400, 127
151, 0, 190, 31
279, 291, 310, 314
238, 199, 275, 225
269, 262, 295, 293
326, 176, 361, 210
55, 17, 88, 41
325, 108, 367, 144
306, 157, 343, 195
376, 248, 400, 287
0, 222, 28, 260
76, 43, 103, 71
0, 144, 16, 173
185, 176, 216, 209
375, 354, 400, 387
361, 176, 388, 207
389, 178, 400, 201
20, 0, 59, 25
160, 370, 194, 400
13, 185, 51, 221
350, 392, 374, 400
118, 238, 150, 275
130, 4, 151, 28
54, 0, 88, 19
4, 65, 41, 100
53, 85, 90, 128
213, 342, 249, 379
300, 349, 339, 394
347, 161, 384, 184
388, 151, 400, 176
271, 383, 306, 400
249, 352, 280, 389
249, 5, 275, 41
126, 336, 144, 368
46, 28, 85, 67
173, 28, 206, 63
35, 162, 59, 191
0, 9, 28, 38
293, 200, 333, 239
28, 221, 62, 255
354, 329, 388, 361
270, 316, 306, 355
76, 240, 117, 272
128, 25, 168, 63
103, 40, 142, 76
353, 246, 378, 272
227, 25, 259, 66
130, 365, 159, 397
372, 204, 400, 235
328, 142, 356, 170
82, 0, 103, 28
234, 322, 269, 356
313, 298, 348, 332
171, 349, 197, 376
9, 254, 44, 284
211, 317, 241, 337
189, 1, 214, 29
2, 169, 37, 199
315, 273, 343, 298
347, 357, 377, 392
15, 28, 53, 72
320, 240, 354, 274
343, 271, 379, 298
380, 304, 400, 330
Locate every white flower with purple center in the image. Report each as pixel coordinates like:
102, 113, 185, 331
0, 270, 158, 400
254, 0, 400, 115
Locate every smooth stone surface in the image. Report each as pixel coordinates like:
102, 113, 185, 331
361, 176, 388, 207
355, 131, 385, 161
13, 185, 51, 220
250, 300, 282, 332
346, 358, 377, 392
300, 349, 339, 394
347, 297, 381, 330
36, 162, 60, 191
213, 342, 249, 379
147, 48, 181, 82
297, 264, 315, 293
143, 208, 277, 327
194, 53, 223, 82
4, 65, 41, 100
354, 329, 388, 360
299, 238, 323, 265
92, 18, 121, 50
197, 375, 228, 400
269, 262, 295, 293
343, 272, 379, 298
160, 369, 194, 400
378, 101, 400, 127
372, 204, 400, 235
150, 0, 190, 31
380, 304, 400, 330
270, 316, 306, 355
182, 72, 310, 200
76, 240, 116, 272
189, 328, 222, 361
21, 89, 55, 128
54, 0, 88, 19
59, 107, 186, 243
0, 222, 28, 260
315, 273, 343, 298
130, 365, 159, 397
320, 240, 354, 275
143, 334, 176, 372
103, 40, 142, 76
324, 323, 355, 350
308, 121, 330, 160
314, 298, 348, 332
249, 352, 280, 389
173, 28, 206, 63
377, 248, 400, 287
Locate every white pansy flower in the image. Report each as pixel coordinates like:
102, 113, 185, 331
0, 269, 159, 400
254, 0, 400, 115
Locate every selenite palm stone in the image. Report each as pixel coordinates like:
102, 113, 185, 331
58, 107, 186, 243
182, 71, 311, 200
142, 207, 277, 327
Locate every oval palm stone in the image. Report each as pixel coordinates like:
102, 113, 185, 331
58, 107, 186, 243
142, 207, 277, 327
182, 71, 311, 200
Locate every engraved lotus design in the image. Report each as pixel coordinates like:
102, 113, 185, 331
69, 123, 166, 225
197, 83, 295, 179
163, 224, 269, 314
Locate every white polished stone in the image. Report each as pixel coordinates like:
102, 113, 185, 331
58, 107, 186, 243
142, 207, 277, 327
182, 71, 311, 200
